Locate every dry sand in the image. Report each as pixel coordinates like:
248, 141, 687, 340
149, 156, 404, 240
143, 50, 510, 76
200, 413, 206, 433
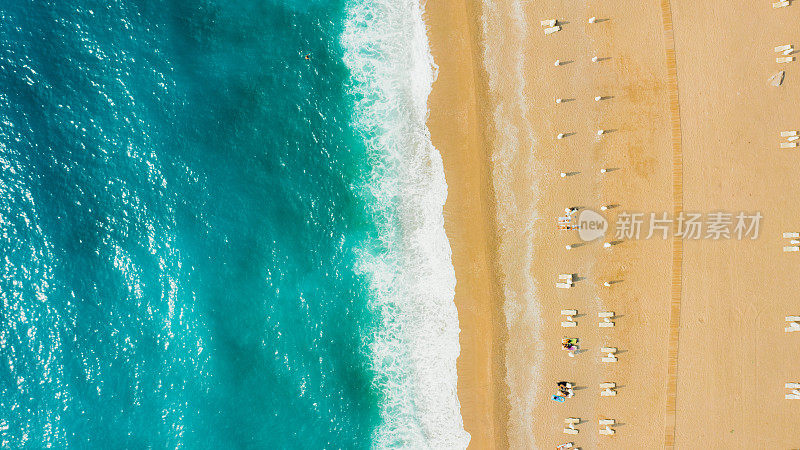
426, 0, 800, 448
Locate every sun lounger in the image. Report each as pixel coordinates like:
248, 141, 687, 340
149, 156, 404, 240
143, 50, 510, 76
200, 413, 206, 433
556, 282, 573, 289
602, 356, 617, 363
783, 246, 799, 252
562, 321, 577, 327
544, 26, 561, 35
601, 347, 617, 354
785, 322, 800, 332
599, 321, 615, 328
786, 394, 800, 400
561, 309, 577, 316
783, 232, 799, 238
780, 142, 797, 148
598, 311, 614, 318
788, 136, 799, 141
599, 312, 615, 327
600, 382, 616, 389
556, 444, 574, 450
777, 56, 794, 63
599, 419, 615, 426
784, 48, 795, 55
786, 383, 800, 389
559, 273, 575, 281
601, 388, 617, 396
773, 1, 790, 8
599, 426, 615, 435
780, 131, 797, 137
775, 44, 792, 53
563, 428, 579, 435
786, 316, 800, 321
541, 19, 557, 27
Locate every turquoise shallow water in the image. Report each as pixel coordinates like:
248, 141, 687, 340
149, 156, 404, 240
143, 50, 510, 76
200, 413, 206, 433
0, 0, 385, 447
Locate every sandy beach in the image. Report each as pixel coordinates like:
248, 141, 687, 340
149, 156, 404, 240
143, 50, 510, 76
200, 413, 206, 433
427, 0, 800, 448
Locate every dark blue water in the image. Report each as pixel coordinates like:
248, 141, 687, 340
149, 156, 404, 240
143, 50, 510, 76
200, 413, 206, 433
0, 0, 384, 447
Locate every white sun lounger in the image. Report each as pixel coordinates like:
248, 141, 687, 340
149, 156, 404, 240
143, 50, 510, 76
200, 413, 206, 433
786, 383, 800, 389
784, 48, 795, 55
786, 316, 800, 321
601, 347, 617, 354
783, 232, 799, 238
541, 19, 557, 27
599, 419, 615, 426
789, 136, 800, 141
600, 382, 616, 389
599, 426, 616, 435
563, 428, 579, 435
561, 309, 577, 316
780, 142, 797, 148
786, 322, 800, 332
602, 356, 617, 363
601, 347, 617, 362
562, 321, 578, 327
773, 1, 790, 8
556, 444, 574, 450
556, 282, 573, 289
783, 246, 799, 252
786, 393, 800, 400
780, 131, 798, 137
598, 311, 615, 327
565, 417, 580, 425
777, 56, 795, 63
775, 44, 793, 53
559, 273, 575, 281
544, 26, 561, 35
601, 388, 617, 396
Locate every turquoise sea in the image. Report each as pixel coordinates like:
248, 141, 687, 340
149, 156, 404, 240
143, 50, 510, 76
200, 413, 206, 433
0, 0, 468, 448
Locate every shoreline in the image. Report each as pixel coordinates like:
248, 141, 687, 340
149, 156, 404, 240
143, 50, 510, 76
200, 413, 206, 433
424, 0, 509, 448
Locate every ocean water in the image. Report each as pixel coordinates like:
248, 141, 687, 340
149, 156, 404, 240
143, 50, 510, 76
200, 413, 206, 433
0, 0, 467, 448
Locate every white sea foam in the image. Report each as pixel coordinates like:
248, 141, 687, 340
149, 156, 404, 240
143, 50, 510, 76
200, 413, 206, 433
341, 1, 470, 448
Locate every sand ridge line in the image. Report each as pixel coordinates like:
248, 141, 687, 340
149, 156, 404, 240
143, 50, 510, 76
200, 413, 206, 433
659, 0, 684, 447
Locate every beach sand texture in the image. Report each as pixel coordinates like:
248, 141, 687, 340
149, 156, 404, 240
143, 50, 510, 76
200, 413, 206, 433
427, 0, 800, 448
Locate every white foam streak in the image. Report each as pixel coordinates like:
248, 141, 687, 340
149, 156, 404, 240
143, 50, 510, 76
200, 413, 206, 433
480, 0, 543, 448
341, 1, 469, 448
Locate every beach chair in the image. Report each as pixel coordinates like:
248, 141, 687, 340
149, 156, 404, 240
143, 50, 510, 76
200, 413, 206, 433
783, 246, 799, 252
598, 311, 615, 328
784, 48, 795, 55
783, 232, 799, 238
544, 26, 561, 35
786, 382, 800, 389
780, 131, 797, 137
785, 316, 800, 332
601, 347, 617, 362
600, 382, 616, 389
788, 136, 799, 141
601, 388, 617, 396
540, 19, 557, 27
777, 56, 794, 63
599, 419, 616, 435
775, 44, 792, 53
561, 309, 577, 327
556, 282, 573, 289
559, 273, 575, 282
780, 142, 797, 148
563, 418, 580, 434
773, 1, 790, 8
556, 443, 574, 450
790, 240, 800, 244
